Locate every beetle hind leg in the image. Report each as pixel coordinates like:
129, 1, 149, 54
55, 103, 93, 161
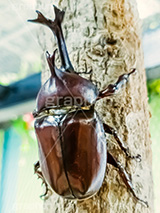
107, 152, 148, 207
34, 161, 52, 200
103, 123, 141, 161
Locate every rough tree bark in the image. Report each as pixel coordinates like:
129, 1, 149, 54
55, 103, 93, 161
36, 0, 153, 212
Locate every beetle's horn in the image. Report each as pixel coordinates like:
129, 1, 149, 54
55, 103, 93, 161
28, 10, 50, 25
53, 5, 65, 26
28, 6, 74, 73
27, 6, 65, 31
46, 49, 57, 76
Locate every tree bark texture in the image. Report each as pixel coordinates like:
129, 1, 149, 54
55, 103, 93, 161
36, 0, 153, 212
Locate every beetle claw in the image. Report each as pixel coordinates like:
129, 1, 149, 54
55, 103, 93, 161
40, 185, 52, 200
127, 153, 142, 162
135, 154, 142, 162
76, 69, 93, 75
41, 180, 45, 186
34, 161, 51, 200
132, 187, 149, 207
133, 194, 149, 208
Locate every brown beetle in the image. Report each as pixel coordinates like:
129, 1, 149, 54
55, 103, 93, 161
28, 5, 148, 206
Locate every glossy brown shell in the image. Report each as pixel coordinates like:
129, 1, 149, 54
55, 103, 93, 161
34, 109, 107, 199
30, 6, 106, 199
36, 68, 99, 113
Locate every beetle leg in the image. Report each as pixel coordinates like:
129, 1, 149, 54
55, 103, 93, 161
103, 123, 141, 161
107, 152, 148, 207
34, 161, 52, 199
76, 69, 92, 75
97, 68, 136, 99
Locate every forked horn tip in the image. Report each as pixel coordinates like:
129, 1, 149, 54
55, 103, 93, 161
36, 10, 41, 14
46, 51, 50, 58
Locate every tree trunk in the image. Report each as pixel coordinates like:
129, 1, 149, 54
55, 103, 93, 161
36, 0, 153, 212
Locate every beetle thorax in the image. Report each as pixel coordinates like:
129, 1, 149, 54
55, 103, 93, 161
35, 68, 99, 116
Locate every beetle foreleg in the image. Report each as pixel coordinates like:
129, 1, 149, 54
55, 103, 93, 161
104, 123, 141, 161
97, 68, 136, 99
76, 69, 92, 75
107, 152, 148, 207
34, 161, 52, 200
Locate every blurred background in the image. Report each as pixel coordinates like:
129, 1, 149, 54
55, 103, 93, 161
0, 0, 160, 212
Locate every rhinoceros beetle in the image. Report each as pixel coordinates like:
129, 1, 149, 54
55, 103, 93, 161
28, 5, 148, 207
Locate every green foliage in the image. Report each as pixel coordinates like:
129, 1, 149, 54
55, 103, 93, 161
12, 117, 35, 153
147, 79, 160, 102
